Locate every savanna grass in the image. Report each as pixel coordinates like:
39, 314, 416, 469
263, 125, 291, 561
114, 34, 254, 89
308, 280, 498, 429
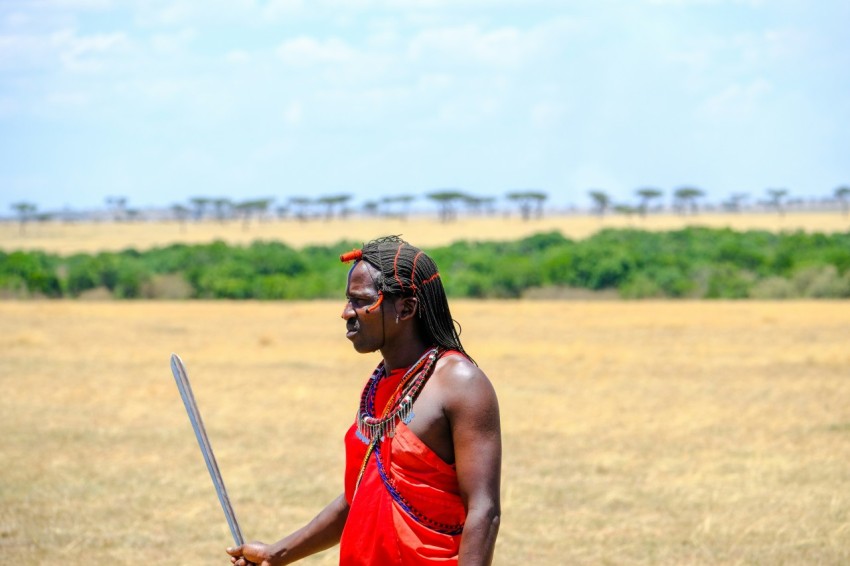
1, 300, 849, 565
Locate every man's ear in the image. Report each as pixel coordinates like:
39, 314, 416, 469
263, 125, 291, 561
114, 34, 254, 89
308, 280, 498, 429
396, 296, 419, 321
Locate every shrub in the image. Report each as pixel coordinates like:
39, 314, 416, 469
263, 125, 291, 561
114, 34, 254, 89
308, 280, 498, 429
795, 266, 850, 298
705, 265, 755, 299
141, 274, 193, 299
0, 251, 62, 297
619, 274, 664, 299
749, 277, 798, 299
3, 229, 849, 300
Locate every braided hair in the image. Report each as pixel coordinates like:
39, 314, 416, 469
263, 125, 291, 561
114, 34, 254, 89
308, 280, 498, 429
341, 236, 472, 362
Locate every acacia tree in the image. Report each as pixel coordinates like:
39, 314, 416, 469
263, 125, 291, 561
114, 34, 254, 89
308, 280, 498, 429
588, 190, 610, 217
673, 187, 705, 215
506, 190, 547, 220
722, 193, 749, 213
316, 194, 352, 220
212, 198, 233, 223
636, 187, 663, 217
381, 194, 417, 220
767, 188, 788, 216
427, 190, 467, 222
275, 204, 290, 220
171, 204, 190, 233
234, 198, 273, 230
835, 186, 850, 217
289, 197, 313, 221
462, 195, 494, 216
11, 202, 37, 235
105, 196, 128, 221
189, 197, 210, 221
362, 200, 380, 217
613, 204, 637, 218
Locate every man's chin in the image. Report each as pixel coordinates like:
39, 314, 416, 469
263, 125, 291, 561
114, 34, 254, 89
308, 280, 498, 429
351, 342, 379, 354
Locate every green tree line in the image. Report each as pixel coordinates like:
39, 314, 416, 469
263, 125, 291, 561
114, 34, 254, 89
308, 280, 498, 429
2, 228, 850, 300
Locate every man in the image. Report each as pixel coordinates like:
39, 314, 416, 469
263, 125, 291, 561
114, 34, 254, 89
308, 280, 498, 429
227, 236, 501, 565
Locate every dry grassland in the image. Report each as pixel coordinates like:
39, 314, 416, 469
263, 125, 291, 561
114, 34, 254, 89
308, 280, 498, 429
1, 300, 849, 565
2, 211, 849, 254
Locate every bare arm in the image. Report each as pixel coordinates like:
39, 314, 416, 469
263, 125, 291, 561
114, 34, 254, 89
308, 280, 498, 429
443, 361, 502, 566
227, 494, 349, 566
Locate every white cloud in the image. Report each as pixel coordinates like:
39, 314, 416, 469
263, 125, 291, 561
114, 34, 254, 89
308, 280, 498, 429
646, 0, 764, 5
530, 102, 566, 128
408, 24, 527, 67
45, 90, 90, 106
151, 1, 195, 26
699, 78, 772, 119
51, 28, 130, 72
282, 100, 303, 124
276, 36, 357, 66
150, 28, 196, 54
262, 0, 304, 20
39, 0, 113, 9
0, 95, 20, 117
0, 34, 46, 69
4, 11, 31, 28
225, 49, 251, 63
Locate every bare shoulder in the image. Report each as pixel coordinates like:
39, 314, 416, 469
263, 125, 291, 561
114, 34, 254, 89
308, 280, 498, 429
433, 353, 490, 389
432, 353, 499, 416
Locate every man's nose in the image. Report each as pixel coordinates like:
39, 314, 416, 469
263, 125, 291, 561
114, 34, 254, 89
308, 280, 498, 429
341, 300, 355, 319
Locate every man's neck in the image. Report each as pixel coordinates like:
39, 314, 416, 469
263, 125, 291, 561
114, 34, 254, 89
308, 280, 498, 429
381, 337, 434, 374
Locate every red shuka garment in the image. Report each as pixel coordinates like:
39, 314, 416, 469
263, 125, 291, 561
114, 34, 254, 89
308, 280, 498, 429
339, 364, 466, 565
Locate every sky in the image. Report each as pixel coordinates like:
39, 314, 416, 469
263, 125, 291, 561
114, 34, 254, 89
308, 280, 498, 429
1, 0, 848, 214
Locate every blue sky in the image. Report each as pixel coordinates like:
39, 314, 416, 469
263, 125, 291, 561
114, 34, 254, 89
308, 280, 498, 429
1, 0, 848, 214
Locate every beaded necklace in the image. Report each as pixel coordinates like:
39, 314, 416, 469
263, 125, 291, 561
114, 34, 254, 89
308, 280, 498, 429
355, 346, 440, 444
352, 347, 441, 496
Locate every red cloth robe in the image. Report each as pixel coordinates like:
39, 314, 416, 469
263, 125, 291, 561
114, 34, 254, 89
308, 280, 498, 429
339, 365, 466, 565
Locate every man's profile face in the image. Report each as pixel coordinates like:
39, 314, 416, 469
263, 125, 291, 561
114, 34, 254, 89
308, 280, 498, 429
342, 261, 385, 353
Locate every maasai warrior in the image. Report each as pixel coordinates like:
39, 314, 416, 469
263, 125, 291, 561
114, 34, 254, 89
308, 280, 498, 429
227, 236, 501, 566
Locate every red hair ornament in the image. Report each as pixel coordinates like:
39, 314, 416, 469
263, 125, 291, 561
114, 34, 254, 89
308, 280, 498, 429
340, 249, 363, 263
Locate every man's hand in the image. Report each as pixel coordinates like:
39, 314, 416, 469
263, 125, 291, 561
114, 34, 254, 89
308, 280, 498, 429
226, 541, 276, 566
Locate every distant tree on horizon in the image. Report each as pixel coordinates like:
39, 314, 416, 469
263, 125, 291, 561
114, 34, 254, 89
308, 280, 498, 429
613, 203, 638, 218
289, 196, 313, 221
427, 189, 467, 223
362, 200, 380, 217
235, 198, 274, 230
189, 197, 210, 221
105, 196, 128, 222
462, 194, 495, 217
636, 187, 663, 217
381, 194, 417, 220
767, 188, 788, 217
588, 190, 610, 217
835, 186, 850, 217
673, 186, 705, 215
506, 190, 547, 221
212, 198, 233, 223
11, 202, 37, 235
721, 193, 749, 213
171, 204, 190, 232
317, 194, 352, 220
275, 204, 290, 220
